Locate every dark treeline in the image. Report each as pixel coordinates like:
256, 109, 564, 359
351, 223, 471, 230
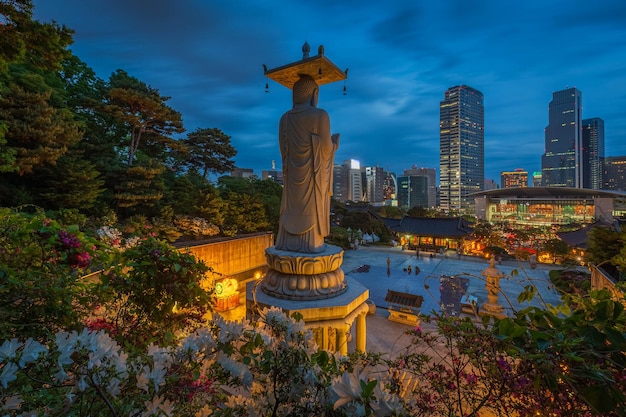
0, 0, 281, 241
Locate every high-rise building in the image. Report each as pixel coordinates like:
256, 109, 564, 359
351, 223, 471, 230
582, 118, 605, 189
397, 175, 428, 210
332, 159, 363, 203
603, 156, 626, 191
541, 87, 583, 187
382, 171, 398, 206
439, 85, 484, 214
361, 165, 385, 204
532, 172, 542, 187
500, 168, 528, 188
402, 166, 437, 209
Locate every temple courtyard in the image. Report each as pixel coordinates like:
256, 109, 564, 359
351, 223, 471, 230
223, 245, 581, 355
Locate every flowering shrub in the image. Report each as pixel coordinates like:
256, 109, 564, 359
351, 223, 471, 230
93, 237, 215, 348
0, 208, 103, 340
173, 216, 220, 240
0, 307, 348, 417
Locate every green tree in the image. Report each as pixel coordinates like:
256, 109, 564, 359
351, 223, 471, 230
104, 69, 184, 166
181, 127, 236, 178
113, 160, 165, 217
221, 192, 269, 236
495, 287, 626, 415
542, 238, 571, 262
97, 237, 214, 347
35, 153, 105, 211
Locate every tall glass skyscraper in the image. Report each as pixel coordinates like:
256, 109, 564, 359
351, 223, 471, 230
439, 85, 484, 214
541, 87, 583, 187
582, 117, 605, 190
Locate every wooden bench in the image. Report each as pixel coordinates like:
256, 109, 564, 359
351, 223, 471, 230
385, 289, 424, 326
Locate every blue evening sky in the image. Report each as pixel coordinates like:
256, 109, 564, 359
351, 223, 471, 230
33, 1, 626, 182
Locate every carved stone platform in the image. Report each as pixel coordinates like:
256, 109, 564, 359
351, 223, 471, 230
261, 244, 347, 300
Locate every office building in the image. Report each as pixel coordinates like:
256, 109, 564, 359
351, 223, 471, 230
261, 160, 283, 184
382, 171, 398, 206
333, 159, 363, 203
541, 88, 583, 187
603, 156, 626, 191
401, 166, 437, 209
362, 165, 385, 204
501, 168, 528, 188
440, 85, 484, 214
532, 172, 542, 187
582, 118, 605, 189
230, 167, 256, 178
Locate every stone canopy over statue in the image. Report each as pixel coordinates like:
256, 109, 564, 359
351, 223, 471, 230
261, 43, 349, 300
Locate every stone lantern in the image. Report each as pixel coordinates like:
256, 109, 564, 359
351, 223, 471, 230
479, 256, 506, 318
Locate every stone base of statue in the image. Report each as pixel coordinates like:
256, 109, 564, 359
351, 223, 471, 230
261, 245, 347, 300
479, 300, 506, 319
247, 275, 369, 355
246, 243, 369, 354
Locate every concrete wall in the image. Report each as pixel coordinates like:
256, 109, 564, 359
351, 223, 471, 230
179, 232, 273, 283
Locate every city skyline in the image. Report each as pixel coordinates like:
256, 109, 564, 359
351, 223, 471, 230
32, 1, 626, 182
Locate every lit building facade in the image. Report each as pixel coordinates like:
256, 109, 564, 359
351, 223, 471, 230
500, 168, 528, 189
603, 156, 626, 191
532, 172, 542, 187
582, 117, 605, 190
541, 87, 583, 188
474, 187, 626, 227
440, 85, 484, 214
383, 171, 398, 206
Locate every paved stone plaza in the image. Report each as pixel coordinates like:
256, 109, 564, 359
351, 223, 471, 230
342, 245, 564, 318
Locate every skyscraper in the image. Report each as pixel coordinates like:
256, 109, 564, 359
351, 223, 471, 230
361, 165, 385, 204
332, 159, 363, 203
603, 156, 626, 191
541, 87, 583, 187
582, 117, 605, 189
439, 85, 484, 214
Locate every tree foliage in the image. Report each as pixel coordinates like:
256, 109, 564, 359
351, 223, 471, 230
181, 127, 236, 178
104, 69, 184, 166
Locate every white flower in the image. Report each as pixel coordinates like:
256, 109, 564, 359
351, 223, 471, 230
76, 375, 89, 392
213, 316, 245, 344
1, 395, 22, 410
0, 362, 18, 388
216, 351, 252, 388
332, 369, 365, 410
19, 339, 47, 367
372, 380, 402, 417
54, 367, 69, 383
142, 395, 175, 417
0, 339, 20, 361
107, 377, 122, 397
195, 404, 213, 417
136, 364, 167, 393
55, 330, 79, 366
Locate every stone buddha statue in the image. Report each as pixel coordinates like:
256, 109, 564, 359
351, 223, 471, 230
274, 74, 339, 254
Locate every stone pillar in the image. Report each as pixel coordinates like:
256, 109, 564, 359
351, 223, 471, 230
356, 312, 366, 352
337, 325, 349, 356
